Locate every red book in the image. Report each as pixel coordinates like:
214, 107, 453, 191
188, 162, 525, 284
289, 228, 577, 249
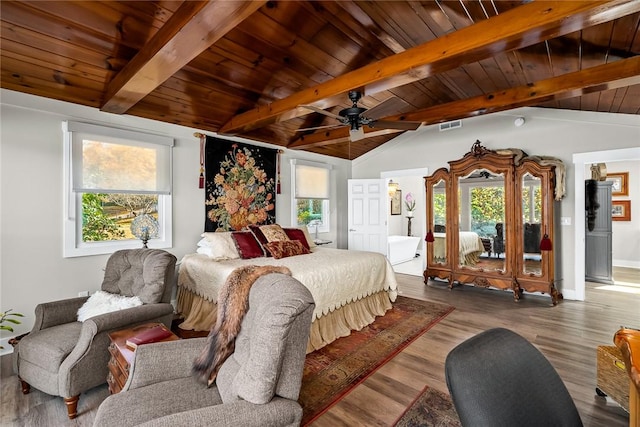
125, 325, 173, 350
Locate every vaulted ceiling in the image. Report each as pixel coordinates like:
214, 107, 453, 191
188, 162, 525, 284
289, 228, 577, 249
2, 1, 639, 159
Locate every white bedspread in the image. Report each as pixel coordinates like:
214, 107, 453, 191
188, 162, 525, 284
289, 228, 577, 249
432, 231, 484, 265
178, 247, 398, 321
459, 231, 484, 257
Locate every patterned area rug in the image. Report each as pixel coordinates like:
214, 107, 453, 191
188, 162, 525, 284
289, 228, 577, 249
300, 296, 454, 425
393, 385, 462, 427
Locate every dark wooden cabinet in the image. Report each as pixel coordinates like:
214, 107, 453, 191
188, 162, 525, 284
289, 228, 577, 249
424, 141, 563, 305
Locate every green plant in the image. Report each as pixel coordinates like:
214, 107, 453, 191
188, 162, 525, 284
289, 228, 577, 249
1, 309, 24, 349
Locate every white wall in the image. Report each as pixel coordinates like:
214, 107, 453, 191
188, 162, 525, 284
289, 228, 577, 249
353, 107, 640, 299
0, 90, 351, 338
608, 161, 640, 268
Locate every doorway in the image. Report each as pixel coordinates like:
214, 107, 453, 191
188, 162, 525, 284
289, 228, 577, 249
573, 148, 640, 301
381, 168, 429, 277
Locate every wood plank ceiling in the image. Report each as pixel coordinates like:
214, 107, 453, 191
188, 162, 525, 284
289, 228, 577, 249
2, 1, 639, 160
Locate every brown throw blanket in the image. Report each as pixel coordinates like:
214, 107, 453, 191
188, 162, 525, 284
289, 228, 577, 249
192, 265, 292, 386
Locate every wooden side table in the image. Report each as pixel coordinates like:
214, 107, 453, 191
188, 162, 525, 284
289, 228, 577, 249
107, 323, 179, 394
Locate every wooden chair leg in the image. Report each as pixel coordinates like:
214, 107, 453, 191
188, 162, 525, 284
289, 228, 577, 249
19, 379, 30, 394
64, 395, 79, 419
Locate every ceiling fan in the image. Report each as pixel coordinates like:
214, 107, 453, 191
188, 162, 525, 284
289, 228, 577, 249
299, 91, 422, 140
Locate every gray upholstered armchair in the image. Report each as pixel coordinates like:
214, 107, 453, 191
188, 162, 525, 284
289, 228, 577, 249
93, 272, 315, 427
14, 248, 177, 419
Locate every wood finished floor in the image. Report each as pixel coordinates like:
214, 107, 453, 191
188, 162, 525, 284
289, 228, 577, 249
1, 268, 638, 426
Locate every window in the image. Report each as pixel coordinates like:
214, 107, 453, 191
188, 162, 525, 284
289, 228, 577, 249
63, 121, 173, 257
291, 159, 331, 234
469, 185, 505, 237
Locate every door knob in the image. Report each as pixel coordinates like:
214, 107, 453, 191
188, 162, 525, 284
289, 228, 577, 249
349, 228, 356, 231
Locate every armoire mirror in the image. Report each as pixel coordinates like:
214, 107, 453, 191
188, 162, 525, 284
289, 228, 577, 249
457, 168, 506, 272
424, 141, 564, 305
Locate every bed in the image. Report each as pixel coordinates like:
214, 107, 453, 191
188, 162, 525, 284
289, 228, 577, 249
433, 231, 485, 265
176, 245, 398, 353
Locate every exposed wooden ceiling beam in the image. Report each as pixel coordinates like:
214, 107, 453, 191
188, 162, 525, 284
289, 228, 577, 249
288, 56, 640, 149
101, 0, 265, 114
220, 0, 640, 135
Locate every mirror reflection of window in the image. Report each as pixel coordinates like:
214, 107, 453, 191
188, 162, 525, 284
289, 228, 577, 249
522, 173, 542, 276
522, 173, 542, 223
432, 179, 447, 264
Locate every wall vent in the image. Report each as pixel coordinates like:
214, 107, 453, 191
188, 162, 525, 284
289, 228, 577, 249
439, 120, 462, 131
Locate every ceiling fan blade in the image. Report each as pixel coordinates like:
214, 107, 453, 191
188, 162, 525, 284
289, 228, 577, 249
364, 97, 411, 120
349, 127, 365, 141
370, 120, 421, 131
296, 124, 342, 132
300, 105, 344, 121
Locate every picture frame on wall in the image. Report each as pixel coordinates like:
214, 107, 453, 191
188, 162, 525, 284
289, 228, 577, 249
606, 172, 629, 196
612, 200, 631, 221
391, 190, 402, 215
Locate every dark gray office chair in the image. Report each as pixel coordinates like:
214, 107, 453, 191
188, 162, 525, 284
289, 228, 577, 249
445, 328, 583, 427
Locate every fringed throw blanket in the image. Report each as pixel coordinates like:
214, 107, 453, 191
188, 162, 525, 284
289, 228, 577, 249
192, 265, 291, 386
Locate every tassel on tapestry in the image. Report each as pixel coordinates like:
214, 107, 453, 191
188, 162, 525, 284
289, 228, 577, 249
198, 133, 205, 189
276, 149, 282, 194
204, 137, 278, 231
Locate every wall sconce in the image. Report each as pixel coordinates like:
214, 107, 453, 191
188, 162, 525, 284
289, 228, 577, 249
388, 180, 400, 197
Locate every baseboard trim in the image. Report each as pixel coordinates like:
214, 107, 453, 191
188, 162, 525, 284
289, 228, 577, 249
561, 289, 580, 301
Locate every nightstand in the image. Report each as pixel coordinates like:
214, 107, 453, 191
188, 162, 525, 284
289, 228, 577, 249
107, 323, 179, 394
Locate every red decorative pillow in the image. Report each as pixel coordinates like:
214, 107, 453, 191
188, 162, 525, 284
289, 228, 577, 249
264, 240, 311, 259
283, 228, 310, 250
231, 231, 264, 259
248, 225, 272, 257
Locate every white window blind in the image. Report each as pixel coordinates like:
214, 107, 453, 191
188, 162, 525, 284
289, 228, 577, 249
67, 121, 173, 194
63, 121, 173, 257
293, 160, 331, 199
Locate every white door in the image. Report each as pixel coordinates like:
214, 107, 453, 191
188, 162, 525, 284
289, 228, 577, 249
348, 179, 388, 254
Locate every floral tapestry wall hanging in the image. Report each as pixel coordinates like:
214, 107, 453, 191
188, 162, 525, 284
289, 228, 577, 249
204, 137, 277, 231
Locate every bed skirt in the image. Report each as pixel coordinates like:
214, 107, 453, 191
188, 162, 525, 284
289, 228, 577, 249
176, 286, 392, 353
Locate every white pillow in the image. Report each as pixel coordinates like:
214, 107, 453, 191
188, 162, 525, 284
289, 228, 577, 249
77, 291, 143, 322
298, 226, 317, 248
197, 232, 240, 260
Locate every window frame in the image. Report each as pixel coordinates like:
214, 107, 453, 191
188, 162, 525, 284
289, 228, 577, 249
290, 159, 331, 233
62, 121, 173, 258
